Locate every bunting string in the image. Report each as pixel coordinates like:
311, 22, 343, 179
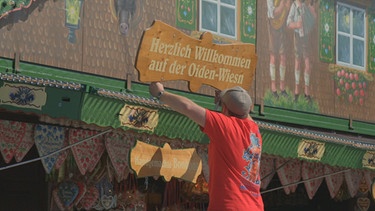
0, 129, 113, 171
261, 168, 351, 194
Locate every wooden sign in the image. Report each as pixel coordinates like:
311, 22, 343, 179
129, 140, 202, 183
135, 20, 257, 92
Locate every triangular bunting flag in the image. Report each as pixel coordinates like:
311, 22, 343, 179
364, 170, 375, 192
345, 169, 362, 198
302, 161, 324, 199
0, 120, 28, 163
276, 158, 301, 194
324, 165, 344, 198
14, 122, 35, 162
55, 133, 70, 170
34, 124, 66, 174
105, 132, 131, 182
69, 129, 105, 175
261, 156, 275, 190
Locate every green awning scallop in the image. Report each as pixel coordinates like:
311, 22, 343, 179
260, 122, 368, 169
80, 91, 208, 143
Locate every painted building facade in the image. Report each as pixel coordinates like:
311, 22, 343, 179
0, 0, 375, 210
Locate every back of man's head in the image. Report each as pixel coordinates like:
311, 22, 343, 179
219, 86, 252, 119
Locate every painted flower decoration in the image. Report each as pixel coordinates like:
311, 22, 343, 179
128, 109, 149, 127
334, 69, 368, 106
9, 86, 35, 105
303, 143, 318, 157
247, 6, 253, 16
247, 26, 252, 33
324, 23, 329, 33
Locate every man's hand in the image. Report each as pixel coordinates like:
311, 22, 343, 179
148, 81, 206, 127
149, 82, 165, 98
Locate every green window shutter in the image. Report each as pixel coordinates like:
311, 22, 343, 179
176, 0, 196, 30
319, 0, 335, 63
367, 11, 375, 73
240, 0, 256, 44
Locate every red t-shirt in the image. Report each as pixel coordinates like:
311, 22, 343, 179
201, 109, 264, 211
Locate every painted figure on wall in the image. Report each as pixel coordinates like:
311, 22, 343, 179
287, 0, 317, 103
266, 0, 292, 99
112, 0, 137, 36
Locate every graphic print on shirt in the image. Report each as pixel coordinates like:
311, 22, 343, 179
241, 133, 261, 190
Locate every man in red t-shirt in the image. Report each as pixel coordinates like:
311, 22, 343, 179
149, 82, 264, 211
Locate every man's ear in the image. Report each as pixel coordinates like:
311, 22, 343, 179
214, 89, 222, 111
214, 89, 221, 105
221, 104, 228, 115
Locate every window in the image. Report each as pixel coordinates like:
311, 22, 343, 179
199, 0, 237, 39
336, 2, 366, 70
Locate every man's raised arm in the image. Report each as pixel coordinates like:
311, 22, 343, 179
149, 82, 206, 127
